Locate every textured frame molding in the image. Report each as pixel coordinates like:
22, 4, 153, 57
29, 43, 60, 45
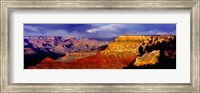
0, 0, 199, 93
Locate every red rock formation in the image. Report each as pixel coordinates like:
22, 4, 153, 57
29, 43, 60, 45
41, 57, 56, 63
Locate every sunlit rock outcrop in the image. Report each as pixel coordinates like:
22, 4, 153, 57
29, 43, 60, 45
134, 50, 160, 67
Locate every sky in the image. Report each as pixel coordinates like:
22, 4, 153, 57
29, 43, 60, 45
24, 24, 176, 38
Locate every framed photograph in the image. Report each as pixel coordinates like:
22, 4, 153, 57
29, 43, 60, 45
0, 0, 199, 92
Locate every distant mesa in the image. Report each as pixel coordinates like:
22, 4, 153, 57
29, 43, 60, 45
67, 36, 75, 39
24, 36, 110, 55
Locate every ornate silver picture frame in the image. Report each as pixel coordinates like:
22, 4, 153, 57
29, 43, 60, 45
0, 0, 199, 92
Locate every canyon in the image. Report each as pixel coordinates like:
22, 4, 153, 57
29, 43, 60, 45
24, 36, 110, 68
25, 35, 176, 69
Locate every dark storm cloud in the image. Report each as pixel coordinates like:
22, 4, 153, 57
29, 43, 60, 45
24, 24, 176, 38
24, 24, 93, 33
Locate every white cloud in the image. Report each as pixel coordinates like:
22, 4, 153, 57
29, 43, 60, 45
44, 30, 69, 36
86, 29, 97, 33
86, 24, 124, 33
43, 30, 89, 39
24, 26, 41, 32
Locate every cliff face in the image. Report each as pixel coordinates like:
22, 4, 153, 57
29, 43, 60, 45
101, 35, 146, 53
27, 35, 176, 69
124, 35, 176, 69
114, 35, 147, 42
69, 35, 146, 68
69, 35, 176, 69
28, 35, 144, 69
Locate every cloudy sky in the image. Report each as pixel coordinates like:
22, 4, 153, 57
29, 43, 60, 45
24, 24, 176, 38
